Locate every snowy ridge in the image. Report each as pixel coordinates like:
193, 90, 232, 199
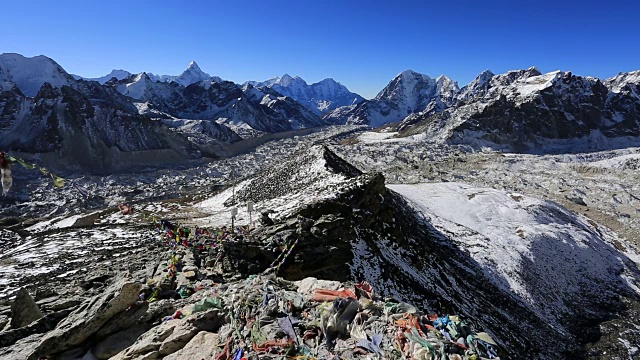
605, 70, 640, 94
109, 73, 325, 135
399, 67, 640, 152
0, 53, 74, 97
196, 145, 361, 225
389, 182, 640, 333
75, 69, 132, 84
78, 61, 223, 87
325, 69, 459, 127
247, 74, 364, 114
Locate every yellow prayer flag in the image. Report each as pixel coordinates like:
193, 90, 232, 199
51, 174, 65, 188
13, 157, 37, 170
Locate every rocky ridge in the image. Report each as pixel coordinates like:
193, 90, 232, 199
397, 68, 640, 152
0, 145, 639, 359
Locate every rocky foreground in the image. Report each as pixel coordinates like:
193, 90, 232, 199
1, 145, 639, 359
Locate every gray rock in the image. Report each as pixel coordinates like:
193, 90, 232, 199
0, 315, 8, 330
0, 333, 44, 360
0, 308, 73, 348
93, 325, 148, 359
28, 278, 141, 360
295, 277, 342, 295
162, 331, 219, 360
41, 298, 83, 312
95, 300, 174, 339
112, 308, 225, 360
10, 288, 43, 329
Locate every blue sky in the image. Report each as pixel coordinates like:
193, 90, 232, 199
1, 0, 639, 99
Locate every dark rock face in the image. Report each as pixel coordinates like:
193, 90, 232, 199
0, 80, 199, 172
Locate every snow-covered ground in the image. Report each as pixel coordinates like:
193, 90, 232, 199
194, 145, 357, 227
334, 136, 640, 248
389, 182, 640, 332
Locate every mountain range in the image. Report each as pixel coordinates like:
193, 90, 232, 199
2, 52, 640, 171
246, 74, 364, 114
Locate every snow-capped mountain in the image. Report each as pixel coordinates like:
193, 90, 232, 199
399, 68, 640, 152
113, 72, 186, 112
72, 69, 132, 84
77, 61, 222, 87
247, 74, 364, 115
214, 84, 325, 136
0, 53, 75, 97
0, 78, 200, 172
0, 54, 251, 171
605, 70, 640, 95
109, 74, 326, 137
170, 60, 222, 86
147, 60, 222, 86
325, 69, 459, 127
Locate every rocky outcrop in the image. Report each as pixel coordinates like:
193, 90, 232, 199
27, 278, 141, 359
0, 308, 72, 348
111, 308, 225, 360
9, 288, 43, 328
161, 331, 219, 360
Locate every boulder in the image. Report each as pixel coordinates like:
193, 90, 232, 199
295, 277, 342, 295
27, 278, 141, 359
10, 288, 43, 328
112, 308, 225, 360
162, 331, 219, 360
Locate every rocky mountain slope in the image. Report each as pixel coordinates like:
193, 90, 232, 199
248, 74, 364, 114
109, 73, 326, 137
0, 129, 638, 359
397, 68, 640, 152
194, 145, 640, 358
325, 70, 459, 127
0, 54, 330, 171
0, 55, 207, 172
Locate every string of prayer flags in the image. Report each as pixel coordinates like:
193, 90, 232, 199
6, 155, 67, 189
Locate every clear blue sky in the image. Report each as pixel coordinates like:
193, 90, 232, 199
2, 0, 639, 99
